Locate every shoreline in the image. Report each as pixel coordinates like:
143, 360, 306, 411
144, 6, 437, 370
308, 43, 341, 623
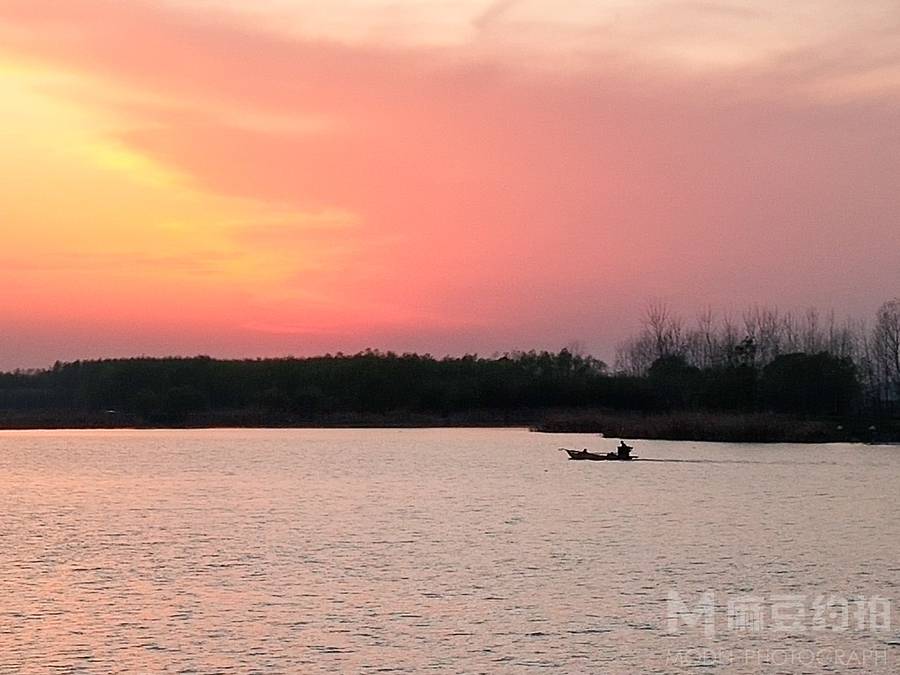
0, 409, 541, 432
532, 410, 899, 444
0, 408, 897, 443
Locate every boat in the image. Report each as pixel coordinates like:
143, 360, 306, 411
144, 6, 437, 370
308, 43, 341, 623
562, 447, 637, 461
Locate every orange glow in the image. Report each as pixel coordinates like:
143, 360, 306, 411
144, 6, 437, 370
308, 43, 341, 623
0, 1, 898, 368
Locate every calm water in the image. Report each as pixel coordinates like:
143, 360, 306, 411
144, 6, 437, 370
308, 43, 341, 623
0, 428, 898, 673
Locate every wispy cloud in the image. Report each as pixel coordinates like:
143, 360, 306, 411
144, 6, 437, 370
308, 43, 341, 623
0, 0, 898, 367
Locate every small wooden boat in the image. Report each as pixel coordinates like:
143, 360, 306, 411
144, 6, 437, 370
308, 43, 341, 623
563, 448, 637, 461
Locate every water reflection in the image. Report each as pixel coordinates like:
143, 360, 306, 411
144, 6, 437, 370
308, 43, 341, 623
0, 429, 897, 672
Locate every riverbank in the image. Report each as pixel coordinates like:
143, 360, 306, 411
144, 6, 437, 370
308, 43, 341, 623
531, 410, 900, 444
1, 407, 897, 443
0, 408, 542, 430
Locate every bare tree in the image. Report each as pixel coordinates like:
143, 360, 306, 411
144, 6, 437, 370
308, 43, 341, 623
614, 334, 655, 375
644, 301, 685, 361
612, 299, 896, 415
872, 299, 900, 410
692, 307, 719, 368
720, 311, 741, 367
614, 302, 688, 374
781, 311, 800, 353
801, 307, 824, 354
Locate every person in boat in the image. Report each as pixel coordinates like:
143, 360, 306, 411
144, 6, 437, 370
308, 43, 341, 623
617, 440, 633, 459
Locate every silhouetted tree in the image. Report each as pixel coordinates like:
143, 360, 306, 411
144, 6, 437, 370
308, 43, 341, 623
647, 354, 701, 409
760, 352, 859, 416
872, 299, 900, 412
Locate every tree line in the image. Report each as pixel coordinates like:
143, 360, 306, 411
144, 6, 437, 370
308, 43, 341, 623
0, 300, 897, 424
615, 299, 900, 415
0, 350, 616, 423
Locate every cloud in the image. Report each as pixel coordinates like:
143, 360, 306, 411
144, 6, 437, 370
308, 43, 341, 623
0, 0, 898, 365
473, 0, 520, 32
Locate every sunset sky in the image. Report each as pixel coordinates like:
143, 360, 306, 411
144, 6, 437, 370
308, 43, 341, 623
1, 0, 898, 369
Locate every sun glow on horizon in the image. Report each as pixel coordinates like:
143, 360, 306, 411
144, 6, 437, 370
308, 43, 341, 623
0, 60, 377, 339
1, 0, 898, 368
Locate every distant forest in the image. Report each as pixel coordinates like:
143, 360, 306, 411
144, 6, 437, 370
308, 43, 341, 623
0, 300, 897, 431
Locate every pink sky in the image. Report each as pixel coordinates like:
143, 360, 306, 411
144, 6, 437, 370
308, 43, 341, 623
1, 0, 898, 369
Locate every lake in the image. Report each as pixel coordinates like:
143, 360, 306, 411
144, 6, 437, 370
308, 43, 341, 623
1, 428, 898, 673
